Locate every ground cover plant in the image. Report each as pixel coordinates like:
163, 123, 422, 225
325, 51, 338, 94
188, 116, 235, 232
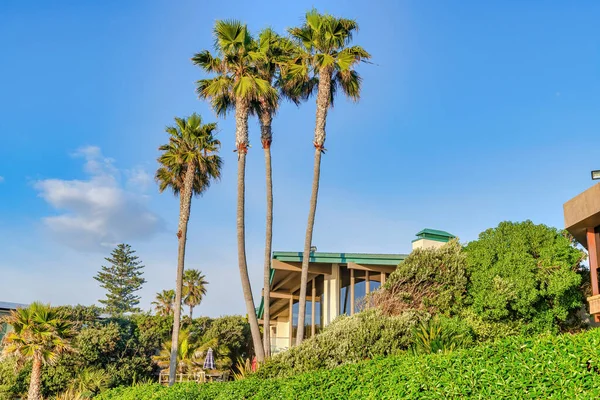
97, 327, 600, 399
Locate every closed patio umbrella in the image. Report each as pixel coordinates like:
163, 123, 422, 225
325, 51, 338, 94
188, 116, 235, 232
203, 348, 215, 370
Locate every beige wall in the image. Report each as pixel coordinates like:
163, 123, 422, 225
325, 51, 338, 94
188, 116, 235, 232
272, 317, 291, 353
412, 238, 446, 250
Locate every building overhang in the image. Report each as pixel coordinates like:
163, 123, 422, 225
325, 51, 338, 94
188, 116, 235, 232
257, 251, 407, 320
564, 183, 600, 248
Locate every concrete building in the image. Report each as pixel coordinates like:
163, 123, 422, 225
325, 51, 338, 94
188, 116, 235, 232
258, 229, 456, 353
564, 183, 600, 321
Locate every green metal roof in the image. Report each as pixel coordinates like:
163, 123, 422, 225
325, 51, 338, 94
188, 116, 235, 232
273, 251, 408, 266
257, 268, 275, 320
415, 229, 455, 238
412, 229, 456, 243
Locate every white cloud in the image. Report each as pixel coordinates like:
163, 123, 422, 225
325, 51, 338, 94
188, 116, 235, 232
126, 167, 153, 191
34, 146, 163, 251
0, 176, 4, 183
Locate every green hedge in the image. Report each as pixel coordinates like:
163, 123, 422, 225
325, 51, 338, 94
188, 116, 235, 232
255, 309, 422, 379
97, 328, 600, 399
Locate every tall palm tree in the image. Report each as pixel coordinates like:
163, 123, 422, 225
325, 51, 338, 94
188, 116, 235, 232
193, 20, 276, 362
152, 289, 176, 316
289, 10, 371, 344
156, 113, 223, 385
183, 269, 208, 319
253, 29, 310, 357
1, 302, 74, 400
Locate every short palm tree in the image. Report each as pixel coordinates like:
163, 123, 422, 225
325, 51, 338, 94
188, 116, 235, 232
152, 289, 176, 316
156, 113, 223, 385
152, 329, 203, 375
193, 19, 276, 362
183, 269, 208, 319
289, 10, 371, 344
1, 302, 74, 400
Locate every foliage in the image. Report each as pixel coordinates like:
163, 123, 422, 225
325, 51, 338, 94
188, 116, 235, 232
465, 220, 585, 332
152, 330, 204, 374
286, 9, 371, 106
0, 308, 172, 398
1, 303, 75, 399
183, 269, 209, 319
96, 328, 600, 399
255, 309, 422, 379
151, 290, 176, 317
72, 368, 110, 397
1, 302, 75, 364
94, 244, 146, 315
411, 316, 473, 355
231, 357, 253, 381
373, 239, 468, 316
155, 113, 222, 198
0, 356, 21, 400
458, 309, 523, 342
193, 21, 277, 120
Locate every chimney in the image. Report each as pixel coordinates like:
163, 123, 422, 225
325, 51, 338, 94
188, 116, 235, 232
411, 229, 455, 251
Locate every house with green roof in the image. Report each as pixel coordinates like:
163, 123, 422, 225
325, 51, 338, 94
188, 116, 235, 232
258, 229, 455, 353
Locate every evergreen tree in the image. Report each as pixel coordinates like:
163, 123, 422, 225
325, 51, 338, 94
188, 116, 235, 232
94, 244, 146, 315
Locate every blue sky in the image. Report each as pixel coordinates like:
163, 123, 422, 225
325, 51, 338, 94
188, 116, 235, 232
1, 1, 599, 316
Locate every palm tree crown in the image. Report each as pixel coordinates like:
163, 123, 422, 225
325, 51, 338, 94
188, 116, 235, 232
155, 113, 222, 196
288, 9, 371, 144
193, 20, 277, 151
183, 269, 208, 319
1, 302, 74, 400
152, 289, 176, 317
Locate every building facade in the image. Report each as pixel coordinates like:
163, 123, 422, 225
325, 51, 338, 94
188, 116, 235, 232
564, 183, 600, 321
258, 229, 455, 353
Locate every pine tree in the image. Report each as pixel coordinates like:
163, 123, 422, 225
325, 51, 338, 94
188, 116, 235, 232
94, 243, 146, 315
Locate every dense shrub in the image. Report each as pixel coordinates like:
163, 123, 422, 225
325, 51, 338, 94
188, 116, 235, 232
0, 307, 250, 398
97, 327, 600, 399
372, 239, 468, 315
465, 221, 585, 331
255, 309, 422, 379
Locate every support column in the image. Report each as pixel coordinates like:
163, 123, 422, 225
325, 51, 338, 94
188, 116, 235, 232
350, 268, 355, 316
311, 278, 316, 337
288, 296, 293, 348
588, 228, 599, 296
587, 228, 600, 323
365, 271, 370, 294
322, 263, 340, 326
381, 272, 386, 286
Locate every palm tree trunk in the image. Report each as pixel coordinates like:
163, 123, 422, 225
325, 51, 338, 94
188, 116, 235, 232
296, 68, 332, 345
27, 352, 42, 400
260, 108, 273, 358
168, 162, 195, 386
235, 100, 266, 362
189, 306, 193, 320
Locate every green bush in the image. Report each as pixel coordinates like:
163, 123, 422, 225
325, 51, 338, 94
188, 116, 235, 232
255, 309, 422, 379
97, 328, 600, 399
374, 239, 468, 315
0, 307, 249, 398
465, 221, 585, 331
